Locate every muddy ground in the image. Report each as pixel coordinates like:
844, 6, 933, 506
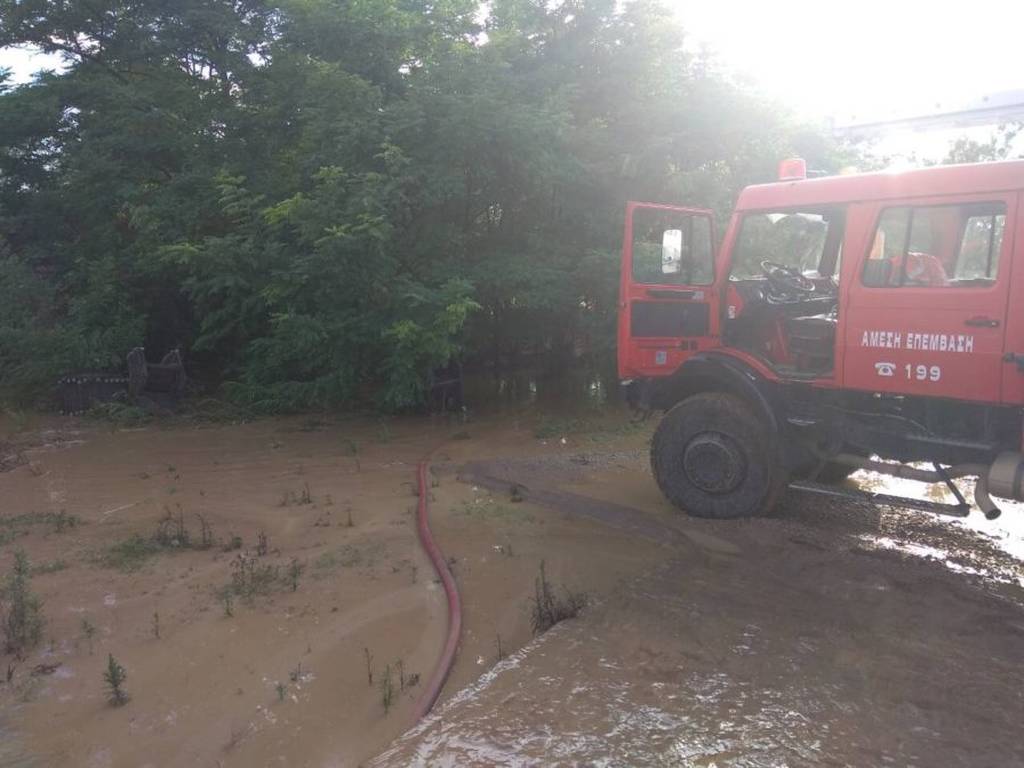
2, 408, 1024, 766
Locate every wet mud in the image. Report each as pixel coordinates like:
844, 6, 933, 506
378, 451, 1024, 767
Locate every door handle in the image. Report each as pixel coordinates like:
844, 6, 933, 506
645, 288, 699, 300
965, 316, 1000, 328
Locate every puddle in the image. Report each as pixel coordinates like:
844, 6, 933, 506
850, 467, 1024, 585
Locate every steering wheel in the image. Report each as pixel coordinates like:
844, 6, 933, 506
760, 260, 816, 301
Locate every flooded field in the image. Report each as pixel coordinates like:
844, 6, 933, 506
2, 407, 1023, 766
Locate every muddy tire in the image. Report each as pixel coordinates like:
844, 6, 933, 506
651, 392, 784, 519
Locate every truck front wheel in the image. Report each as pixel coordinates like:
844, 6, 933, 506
651, 392, 783, 519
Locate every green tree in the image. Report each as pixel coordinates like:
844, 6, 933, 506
0, 0, 856, 408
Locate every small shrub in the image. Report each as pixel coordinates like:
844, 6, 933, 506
380, 664, 394, 715
312, 545, 362, 575
222, 533, 243, 552
3, 551, 44, 657
196, 515, 214, 550
102, 509, 219, 571
279, 484, 313, 507
154, 506, 190, 548
229, 553, 279, 601
0, 510, 81, 545
103, 654, 129, 706
529, 560, 587, 636
287, 558, 304, 592
81, 618, 96, 654
256, 530, 268, 557
101, 535, 163, 572
152, 611, 160, 639
275, 681, 287, 702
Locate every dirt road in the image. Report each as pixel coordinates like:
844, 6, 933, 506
2, 410, 1023, 766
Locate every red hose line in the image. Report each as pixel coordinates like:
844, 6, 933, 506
413, 460, 463, 721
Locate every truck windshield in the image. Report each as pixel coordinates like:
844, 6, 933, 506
731, 211, 837, 280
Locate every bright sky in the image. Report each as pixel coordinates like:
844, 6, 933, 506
672, 0, 1024, 123
3, 1, 1022, 161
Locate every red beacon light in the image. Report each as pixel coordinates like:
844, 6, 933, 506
778, 157, 807, 181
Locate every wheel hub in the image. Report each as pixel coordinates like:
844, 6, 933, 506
682, 432, 746, 494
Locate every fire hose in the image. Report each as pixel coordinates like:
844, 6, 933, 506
412, 460, 463, 720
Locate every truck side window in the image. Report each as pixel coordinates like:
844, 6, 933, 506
631, 208, 713, 285
730, 209, 840, 280
955, 212, 1005, 283
862, 202, 1006, 288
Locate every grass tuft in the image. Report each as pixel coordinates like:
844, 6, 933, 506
2, 550, 44, 657
529, 560, 587, 635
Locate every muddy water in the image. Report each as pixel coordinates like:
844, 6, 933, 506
0, 413, 664, 767
375, 454, 1024, 767
5, 408, 1024, 766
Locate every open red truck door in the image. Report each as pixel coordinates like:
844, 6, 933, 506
617, 202, 718, 381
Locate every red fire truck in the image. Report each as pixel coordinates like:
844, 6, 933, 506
619, 159, 1024, 519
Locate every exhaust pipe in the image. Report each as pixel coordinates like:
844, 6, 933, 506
832, 454, 1007, 519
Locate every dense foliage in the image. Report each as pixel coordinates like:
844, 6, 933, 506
0, 0, 853, 410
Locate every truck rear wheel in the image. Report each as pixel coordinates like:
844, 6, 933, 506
651, 392, 783, 519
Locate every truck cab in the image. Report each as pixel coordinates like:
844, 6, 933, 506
620, 159, 1024, 519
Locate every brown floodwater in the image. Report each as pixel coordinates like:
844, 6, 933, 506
4, 409, 1024, 767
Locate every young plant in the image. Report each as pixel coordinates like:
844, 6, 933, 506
81, 618, 97, 654
196, 514, 214, 550
229, 553, 279, 602
275, 681, 287, 702
256, 530, 268, 557
364, 647, 373, 686
155, 505, 190, 548
2, 550, 44, 658
287, 559, 304, 592
380, 664, 394, 715
221, 589, 234, 618
152, 611, 160, 640
103, 654, 129, 706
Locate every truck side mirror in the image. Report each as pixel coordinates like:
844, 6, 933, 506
662, 228, 683, 274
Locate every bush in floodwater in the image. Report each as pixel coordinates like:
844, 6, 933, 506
103, 653, 129, 706
2, 550, 44, 657
229, 553, 279, 601
529, 560, 587, 636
